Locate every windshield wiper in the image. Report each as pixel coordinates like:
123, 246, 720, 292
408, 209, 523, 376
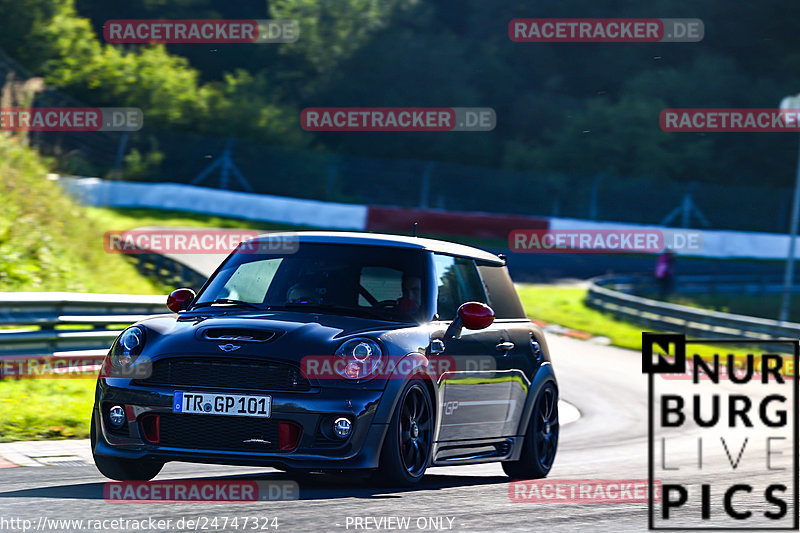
190, 299, 265, 310
281, 303, 389, 320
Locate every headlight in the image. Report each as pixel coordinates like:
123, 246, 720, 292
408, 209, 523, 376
111, 326, 145, 367
120, 327, 143, 352
335, 338, 383, 380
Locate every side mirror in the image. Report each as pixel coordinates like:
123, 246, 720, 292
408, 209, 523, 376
167, 288, 196, 313
443, 302, 495, 340
459, 302, 495, 330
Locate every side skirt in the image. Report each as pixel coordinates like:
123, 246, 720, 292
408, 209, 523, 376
430, 436, 523, 466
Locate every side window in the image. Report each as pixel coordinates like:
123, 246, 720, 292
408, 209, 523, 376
358, 266, 404, 305
219, 258, 282, 303
433, 254, 486, 320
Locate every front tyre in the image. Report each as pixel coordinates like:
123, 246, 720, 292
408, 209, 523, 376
374, 379, 433, 487
91, 412, 163, 481
503, 381, 559, 479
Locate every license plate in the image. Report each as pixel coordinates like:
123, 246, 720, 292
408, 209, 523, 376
173, 391, 271, 418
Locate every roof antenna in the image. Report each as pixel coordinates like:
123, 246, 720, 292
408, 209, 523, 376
412, 222, 418, 237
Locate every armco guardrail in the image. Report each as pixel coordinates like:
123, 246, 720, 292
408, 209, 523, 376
128, 252, 209, 289
0, 293, 170, 357
586, 275, 800, 344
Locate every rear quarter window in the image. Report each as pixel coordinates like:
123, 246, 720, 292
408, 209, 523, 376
477, 264, 526, 319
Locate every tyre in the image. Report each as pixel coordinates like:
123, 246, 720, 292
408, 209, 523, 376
91, 412, 163, 481
373, 379, 433, 487
502, 381, 559, 479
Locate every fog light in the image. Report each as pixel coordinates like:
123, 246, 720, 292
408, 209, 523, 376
333, 417, 352, 439
108, 406, 126, 428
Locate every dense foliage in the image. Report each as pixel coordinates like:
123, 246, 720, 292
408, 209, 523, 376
1, 0, 799, 187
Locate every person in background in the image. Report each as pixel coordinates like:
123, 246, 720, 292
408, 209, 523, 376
655, 249, 675, 297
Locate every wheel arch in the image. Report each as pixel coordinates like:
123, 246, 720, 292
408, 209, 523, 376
371, 353, 438, 452
514, 362, 558, 437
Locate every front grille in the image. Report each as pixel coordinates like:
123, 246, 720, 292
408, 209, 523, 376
158, 413, 280, 451
136, 357, 311, 392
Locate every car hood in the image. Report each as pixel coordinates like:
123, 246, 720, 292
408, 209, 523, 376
133, 310, 415, 363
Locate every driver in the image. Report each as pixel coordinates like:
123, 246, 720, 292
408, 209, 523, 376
397, 275, 422, 314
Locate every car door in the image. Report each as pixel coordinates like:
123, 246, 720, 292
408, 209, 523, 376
431, 254, 519, 442
476, 262, 542, 434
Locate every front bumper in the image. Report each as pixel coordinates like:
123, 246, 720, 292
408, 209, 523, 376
93, 378, 389, 470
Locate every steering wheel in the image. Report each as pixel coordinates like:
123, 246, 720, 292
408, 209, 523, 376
376, 299, 399, 309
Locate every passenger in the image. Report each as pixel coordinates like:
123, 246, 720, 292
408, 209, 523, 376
286, 282, 315, 304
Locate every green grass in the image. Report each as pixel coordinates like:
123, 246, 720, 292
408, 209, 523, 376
0, 379, 95, 442
518, 284, 643, 349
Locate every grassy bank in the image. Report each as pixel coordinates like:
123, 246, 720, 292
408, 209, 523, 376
0, 136, 161, 294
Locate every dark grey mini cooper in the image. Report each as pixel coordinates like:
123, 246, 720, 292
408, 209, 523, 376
92, 232, 558, 486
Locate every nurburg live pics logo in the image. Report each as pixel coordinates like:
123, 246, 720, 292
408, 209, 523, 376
643, 333, 799, 530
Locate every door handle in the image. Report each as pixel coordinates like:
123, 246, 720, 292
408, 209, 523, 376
496, 341, 514, 353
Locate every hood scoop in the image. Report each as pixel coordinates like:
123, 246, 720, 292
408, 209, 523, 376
200, 327, 280, 343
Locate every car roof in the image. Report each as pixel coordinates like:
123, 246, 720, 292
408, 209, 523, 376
248, 231, 505, 265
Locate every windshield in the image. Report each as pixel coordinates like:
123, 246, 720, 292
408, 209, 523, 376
192, 242, 429, 322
